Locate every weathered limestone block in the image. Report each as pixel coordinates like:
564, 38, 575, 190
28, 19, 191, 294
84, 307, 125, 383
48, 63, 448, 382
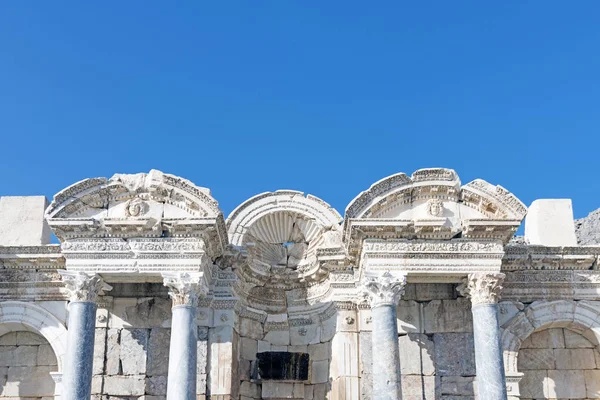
264, 329, 291, 346
0, 196, 51, 246
359, 331, 372, 400
120, 328, 148, 375
262, 381, 304, 398
110, 297, 171, 329
440, 376, 475, 396
330, 331, 358, 378
547, 369, 586, 398
91, 375, 103, 393
197, 327, 208, 389
400, 375, 435, 400
290, 324, 320, 345
303, 384, 314, 399
525, 199, 578, 246
1, 366, 56, 397
584, 369, 600, 398
208, 325, 238, 396
239, 317, 264, 340
517, 349, 555, 370
424, 298, 473, 333
311, 359, 329, 384
240, 337, 258, 361
146, 375, 168, 395
16, 331, 48, 345
239, 381, 261, 398
336, 309, 358, 333
331, 376, 359, 400
308, 342, 330, 362
93, 328, 107, 375
416, 283, 457, 301
518, 369, 547, 399
14, 345, 39, 366
554, 348, 597, 369
433, 333, 475, 376
37, 343, 57, 366
520, 328, 564, 349
0, 332, 16, 345
147, 328, 170, 376
397, 300, 421, 333
498, 301, 524, 328
103, 375, 145, 396
565, 328, 595, 348
320, 315, 336, 342
38, 301, 69, 323
106, 328, 121, 375
398, 333, 435, 376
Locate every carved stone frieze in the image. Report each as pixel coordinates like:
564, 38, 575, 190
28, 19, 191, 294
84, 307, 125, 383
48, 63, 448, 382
458, 272, 505, 306
58, 270, 111, 302
361, 271, 407, 308
162, 272, 208, 307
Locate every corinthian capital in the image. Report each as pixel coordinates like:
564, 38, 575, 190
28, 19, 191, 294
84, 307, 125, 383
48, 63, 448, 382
458, 272, 505, 306
162, 272, 208, 307
361, 271, 407, 308
59, 270, 111, 302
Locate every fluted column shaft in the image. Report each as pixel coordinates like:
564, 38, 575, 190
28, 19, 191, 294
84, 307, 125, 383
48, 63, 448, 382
59, 271, 107, 400
163, 272, 208, 400
459, 272, 507, 400
361, 272, 407, 400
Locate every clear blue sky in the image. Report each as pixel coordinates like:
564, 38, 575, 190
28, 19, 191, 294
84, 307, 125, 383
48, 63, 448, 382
1, 2, 598, 220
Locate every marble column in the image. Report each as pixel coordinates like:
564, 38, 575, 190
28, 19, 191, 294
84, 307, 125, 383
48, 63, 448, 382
163, 272, 208, 400
59, 270, 107, 400
459, 272, 507, 400
361, 271, 407, 400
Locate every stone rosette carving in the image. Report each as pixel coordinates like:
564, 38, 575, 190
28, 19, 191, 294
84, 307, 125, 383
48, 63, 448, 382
58, 270, 111, 302
162, 272, 208, 307
361, 271, 407, 308
458, 272, 505, 306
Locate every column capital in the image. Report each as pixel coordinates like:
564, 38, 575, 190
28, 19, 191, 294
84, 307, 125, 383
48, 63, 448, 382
58, 270, 110, 302
458, 272, 505, 306
360, 271, 407, 308
162, 272, 208, 307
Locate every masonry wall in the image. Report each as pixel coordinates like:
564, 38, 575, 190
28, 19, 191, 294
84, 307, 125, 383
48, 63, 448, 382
359, 283, 477, 400
518, 328, 600, 399
0, 332, 57, 399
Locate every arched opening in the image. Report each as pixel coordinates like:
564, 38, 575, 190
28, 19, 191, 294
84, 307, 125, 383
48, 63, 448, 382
518, 327, 600, 399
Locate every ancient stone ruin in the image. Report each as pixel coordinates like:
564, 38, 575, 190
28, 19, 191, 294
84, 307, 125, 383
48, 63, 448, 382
0, 168, 598, 400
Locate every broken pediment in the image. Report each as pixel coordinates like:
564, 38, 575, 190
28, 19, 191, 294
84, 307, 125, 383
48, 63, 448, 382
45, 170, 227, 244
343, 168, 528, 256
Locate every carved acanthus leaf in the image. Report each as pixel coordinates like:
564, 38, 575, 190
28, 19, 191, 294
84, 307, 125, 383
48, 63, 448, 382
59, 270, 111, 302
458, 272, 505, 306
360, 271, 407, 308
162, 272, 208, 307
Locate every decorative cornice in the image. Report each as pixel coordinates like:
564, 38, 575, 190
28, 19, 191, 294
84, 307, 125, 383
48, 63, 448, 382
360, 271, 407, 308
58, 270, 111, 302
458, 272, 505, 306
162, 272, 208, 307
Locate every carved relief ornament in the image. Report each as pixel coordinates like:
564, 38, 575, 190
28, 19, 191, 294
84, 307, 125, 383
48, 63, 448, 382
458, 272, 505, 306
360, 271, 407, 308
58, 270, 111, 302
162, 272, 208, 307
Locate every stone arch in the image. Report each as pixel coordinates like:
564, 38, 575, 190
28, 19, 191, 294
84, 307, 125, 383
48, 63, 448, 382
501, 300, 600, 375
0, 301, 68, 372
227, 190, 343, 246
227, 190, 344, 295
